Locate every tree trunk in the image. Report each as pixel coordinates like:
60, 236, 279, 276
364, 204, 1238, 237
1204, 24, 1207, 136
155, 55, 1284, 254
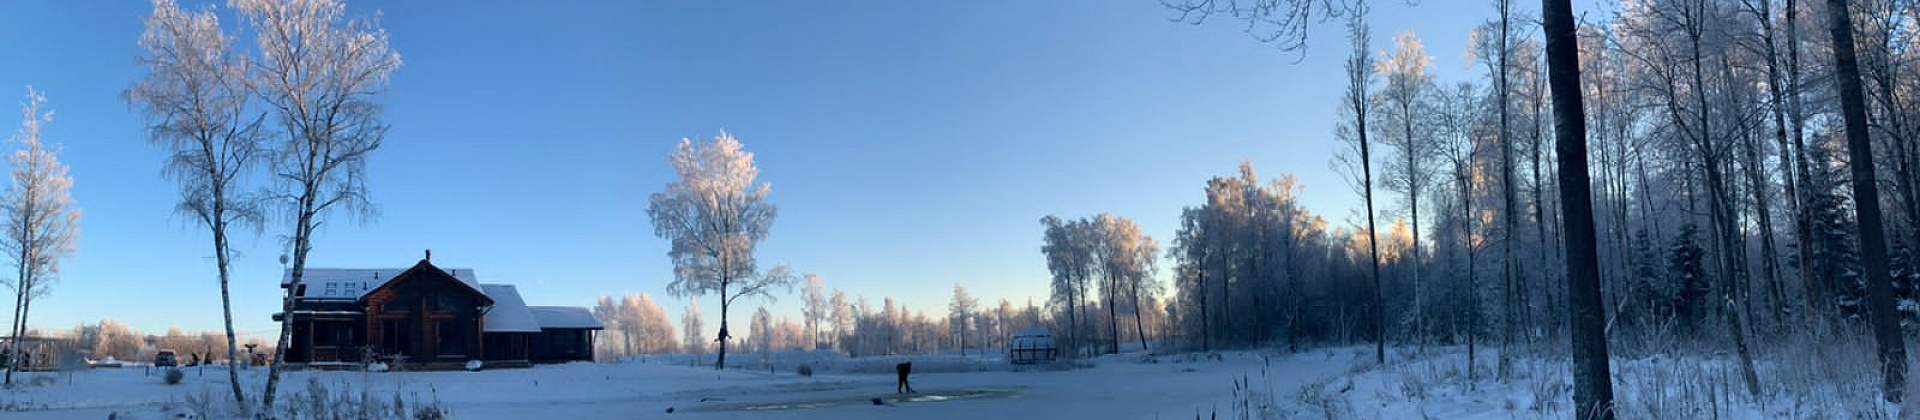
1108, 275, 1120, 355
212, 209, 249, 412
5, 269, 24, 385
1826, 0, 1908, 402
1498, 0, 1519, 379
1362, 93, 1384, 366
1542, 1, 1616, 418
717, 281, 731, 370
263, 189, 317, 411
1407, 103, 1426, 356
1131, 282, 1150, 352
1459, 156, 1480, 382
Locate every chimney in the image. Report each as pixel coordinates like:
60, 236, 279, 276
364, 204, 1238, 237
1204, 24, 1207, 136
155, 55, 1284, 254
425, 249, 433, 263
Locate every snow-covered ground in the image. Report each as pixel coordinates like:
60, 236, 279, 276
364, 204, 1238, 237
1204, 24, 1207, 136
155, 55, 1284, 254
1277, 343, 1906, 419
0, 349, 1359, 419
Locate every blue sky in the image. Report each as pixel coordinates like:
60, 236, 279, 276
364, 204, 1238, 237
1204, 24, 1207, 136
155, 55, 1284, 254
0, 1, 1540, 339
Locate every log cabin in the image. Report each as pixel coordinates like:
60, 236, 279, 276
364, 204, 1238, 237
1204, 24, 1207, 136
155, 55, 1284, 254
273, 254, 601, 370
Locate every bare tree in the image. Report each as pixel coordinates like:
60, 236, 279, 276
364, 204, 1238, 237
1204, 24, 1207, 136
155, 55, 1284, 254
647, 132, 796, 371
683, 299, 705, 359
231, 0, 401, 408
1331, 5, 1387, 365
829, 289, 850, 351
1, 88, 82, 386
950, 284, 977, 356
1040, 215, 1094, 356
801, 274, 826, 351
126, 0, 265, 407
1824, 0, 1907, 403
1374, 29, 1436, 352
1163, 0, 1364, 59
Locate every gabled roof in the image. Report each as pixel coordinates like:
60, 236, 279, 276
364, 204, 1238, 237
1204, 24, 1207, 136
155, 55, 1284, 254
286, 266, 481, 300
530, 306, 603, 330
479, 284, 542, 333
359, 260, 493, 306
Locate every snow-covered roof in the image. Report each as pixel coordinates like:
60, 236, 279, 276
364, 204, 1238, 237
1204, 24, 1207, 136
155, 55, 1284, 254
287, 267, 480, 300
529, 306, 602, 330
480, 284, 542, 333
1013, 327, 1052, 338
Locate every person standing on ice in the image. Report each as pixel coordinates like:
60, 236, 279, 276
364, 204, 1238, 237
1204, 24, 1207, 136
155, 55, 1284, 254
896, 362, 915, 393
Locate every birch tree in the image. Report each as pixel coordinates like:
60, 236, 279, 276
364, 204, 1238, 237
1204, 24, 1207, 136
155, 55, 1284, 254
829, 289, 850, 350
647, 132, 796, 370
950, 284, 977, 356
127, 0, 264, 406
2, 88, 81, 386
1374, 30, 1436, 352
683, 299, 705, 357
230, 0, 400, 408
801, 274, 826, 350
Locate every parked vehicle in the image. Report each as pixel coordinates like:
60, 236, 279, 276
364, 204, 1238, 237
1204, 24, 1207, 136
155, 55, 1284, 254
154, 350, 177, 368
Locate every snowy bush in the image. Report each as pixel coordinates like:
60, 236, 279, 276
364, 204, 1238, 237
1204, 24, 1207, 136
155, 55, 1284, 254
163, 368, 184, 385
1276, 337, 1907, 420
367, 362, 389, 373
465, 360, 483, 372
280, 377, 452, 420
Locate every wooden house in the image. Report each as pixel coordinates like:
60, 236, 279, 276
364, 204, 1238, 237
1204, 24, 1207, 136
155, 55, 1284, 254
274, 255, 601, 369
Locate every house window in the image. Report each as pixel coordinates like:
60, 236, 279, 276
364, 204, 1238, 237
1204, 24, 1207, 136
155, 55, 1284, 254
437, 320, 464, 356
382, 319, 412, 355
315, 324, 354, 347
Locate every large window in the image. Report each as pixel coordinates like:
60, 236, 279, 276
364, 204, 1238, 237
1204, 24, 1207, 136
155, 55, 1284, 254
382, 319, 413, 356
437, 320, 464, 356
314, 323, 354, 347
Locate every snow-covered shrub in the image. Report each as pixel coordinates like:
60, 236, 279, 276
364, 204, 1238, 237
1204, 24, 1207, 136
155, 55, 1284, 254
367, 362, 389, 373
164, 368, 184, 385
464, 360, 483, 372
280, 377, 452, 420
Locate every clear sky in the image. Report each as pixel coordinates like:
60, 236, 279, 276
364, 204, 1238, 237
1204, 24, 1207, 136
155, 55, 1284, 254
0, 1, 1554, 340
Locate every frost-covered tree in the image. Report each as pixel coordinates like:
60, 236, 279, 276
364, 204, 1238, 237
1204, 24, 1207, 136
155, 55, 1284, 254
2, 88, 81, 386
231, 0, 401, 408
593, 293, 679, 358
1088, 214, 1157, 353
801, 274, 826, 350
647, 132, 795, 370
949, 284, 977, 356
828, 289, 850, 350
682, 299, 705, 357
995, 298, 1015, 350
749, 306, 772, 359
1040, 215, 1094, 356
126, 0, 264, 406
1373, 29, 1436, 351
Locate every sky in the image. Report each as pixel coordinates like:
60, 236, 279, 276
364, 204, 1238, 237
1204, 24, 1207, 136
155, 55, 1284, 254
0, 0, 1584, 341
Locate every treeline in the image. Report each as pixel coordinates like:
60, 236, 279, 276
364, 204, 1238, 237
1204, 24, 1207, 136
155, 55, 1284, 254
1040, 0, 1920, 376
596, 283, 1071, 360
13, 319, 271, 363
